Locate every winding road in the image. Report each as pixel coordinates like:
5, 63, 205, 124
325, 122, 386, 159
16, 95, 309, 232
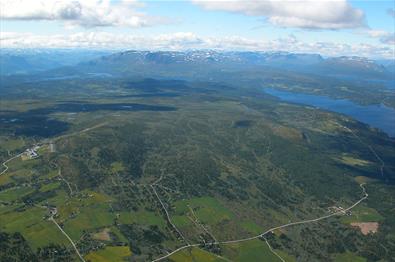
0, 121, 380, 262
152, 183, 368, 262
0, 124, 107, 261
0, 152, 24, 176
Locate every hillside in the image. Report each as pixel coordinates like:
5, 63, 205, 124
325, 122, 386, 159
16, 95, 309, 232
0, 70, 394, 261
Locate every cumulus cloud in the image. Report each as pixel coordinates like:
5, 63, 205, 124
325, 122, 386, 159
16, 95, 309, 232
1, 31, 393, 58
0, 0, 166, 27
192, 0, 365, 29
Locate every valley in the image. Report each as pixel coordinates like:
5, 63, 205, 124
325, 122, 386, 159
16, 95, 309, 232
1, 69, 394, 261
1, 0, 394, 259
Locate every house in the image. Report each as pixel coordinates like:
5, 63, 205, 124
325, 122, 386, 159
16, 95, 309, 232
25, 148, 38, 159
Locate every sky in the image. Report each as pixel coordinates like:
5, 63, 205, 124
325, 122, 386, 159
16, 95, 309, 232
0, 0, 394, 58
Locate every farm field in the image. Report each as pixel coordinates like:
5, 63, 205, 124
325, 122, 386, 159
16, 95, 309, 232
1, 73, 394, 262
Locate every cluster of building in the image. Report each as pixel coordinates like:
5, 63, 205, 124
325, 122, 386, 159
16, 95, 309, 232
24, 146, 40, 159
328, 206, 352, 216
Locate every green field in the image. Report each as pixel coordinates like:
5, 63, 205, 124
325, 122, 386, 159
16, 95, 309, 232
63, 205, 115, 239
173, 197, 234, 225
39, 182, 61, 192
170, 247, 224, 262
340, 205, 384, 224
0, 206, 69, 249
0, 186, 34, 201
0, 75, 394, 261
85, 246, 132, 262
241, 221, 263, 235
334, 251, 367, 262
221, 239, 293, 262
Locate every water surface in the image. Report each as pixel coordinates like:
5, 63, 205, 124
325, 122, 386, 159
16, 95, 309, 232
265, 88, 395, 137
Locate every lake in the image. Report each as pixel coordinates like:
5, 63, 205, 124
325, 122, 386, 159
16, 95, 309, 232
264, 88, 395, 137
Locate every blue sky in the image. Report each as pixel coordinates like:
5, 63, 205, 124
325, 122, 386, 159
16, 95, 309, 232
1, 0, 394, 58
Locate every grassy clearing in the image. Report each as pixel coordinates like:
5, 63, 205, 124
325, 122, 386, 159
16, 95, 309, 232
169, 247, 224, 262
241, 221, 262, 234
23, 220, 69, 249
39, 182, 61, 192
0, 203, 22, 215
92, 228, 111, 241
336, 154, 372, 167
320, 120, 344, 133
9, 157, 40, 172
269, 124, 302, 141
1, 138, 25, 151
173, 197, 233, 225
6, 169, 31, 181
40, 169, 59, 179
46, 190, 69, 207
64, 205, 115, 239
334, 251, 367, 262
83, 191, 113, 203
49, 191, 116, 239
0, 186, 34, 201
221, 239, 286, 262
354, 176, 377, 184
111, 162, 125, 173
340, 205, 384, 224
85, 246, 131, 262
0, 206, 44, 232
52, 191, 112, 221
0, 206, 68, 248
0, 174, 12, 184
275, 249, 297, 262
110, 226, 128, 242
172, 215, 192, 228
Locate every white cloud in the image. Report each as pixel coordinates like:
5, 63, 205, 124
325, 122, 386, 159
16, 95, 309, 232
379, 34, 395, 45
363, 29, 395, 45
192, 0, 365, 29
366, 29, 390, 38
0, 0, 166, 27
1, 31, 393, 58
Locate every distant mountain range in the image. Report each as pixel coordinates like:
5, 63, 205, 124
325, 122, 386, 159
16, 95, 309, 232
0, 49, 393, 80
79, 50, 393, 80
0, 49, 113, 75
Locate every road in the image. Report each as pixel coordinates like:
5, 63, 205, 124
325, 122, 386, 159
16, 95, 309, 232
0, 124, 107, 261
152, 183, 368, 262
51, 122, 108, 143
1, 123, 107, 177
58, 168, 74, 196
264, 237, 286, 262
188, 205, 217, 243
0, 152, 24, 176
33, 204, 86, 262
0, 121, 376, 261
49, 215, 86, 262
150, 183, 189, 245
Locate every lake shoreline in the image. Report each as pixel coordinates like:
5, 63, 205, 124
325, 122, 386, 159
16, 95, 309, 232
264, 88, 395, 138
